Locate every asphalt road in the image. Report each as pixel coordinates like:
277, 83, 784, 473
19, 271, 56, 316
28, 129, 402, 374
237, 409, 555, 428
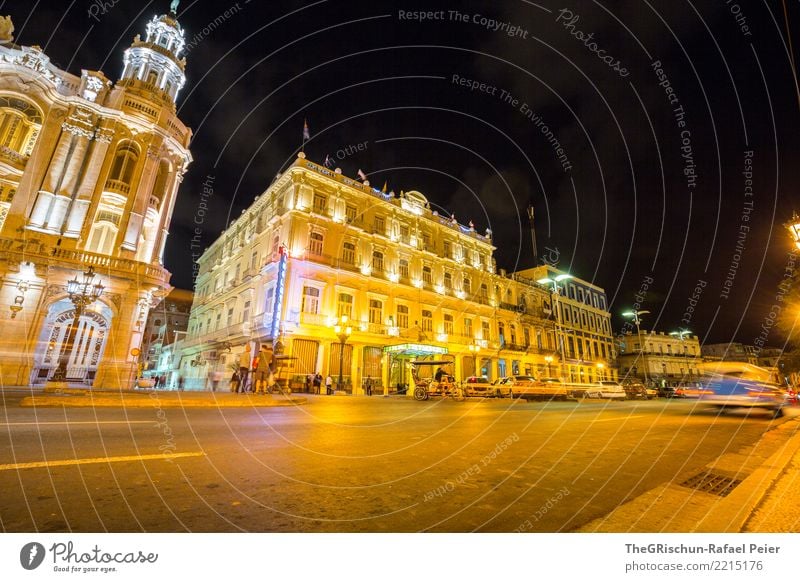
0, 390, 793, 532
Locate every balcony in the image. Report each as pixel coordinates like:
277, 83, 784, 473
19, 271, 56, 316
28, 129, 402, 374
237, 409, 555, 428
0, 145, 28, 171
104, 179, 131, 195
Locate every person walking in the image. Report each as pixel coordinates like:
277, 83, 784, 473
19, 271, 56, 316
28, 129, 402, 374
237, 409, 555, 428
313, 373, 322, 395
229, 370, 240, 392
256, 344, 271, 394
238, 345, 251, 394
305, 374, 312, 393
365, 376, 373, 396
153, 375, 160, 389
325, 374, 333, 395
177, 375, 185, 391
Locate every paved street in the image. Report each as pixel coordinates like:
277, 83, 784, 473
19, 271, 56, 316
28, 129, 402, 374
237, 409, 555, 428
0, 390, 796, 532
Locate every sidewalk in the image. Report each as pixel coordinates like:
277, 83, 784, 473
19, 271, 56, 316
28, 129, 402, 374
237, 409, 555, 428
578, 414, 800, 532
16, 387, 307, 408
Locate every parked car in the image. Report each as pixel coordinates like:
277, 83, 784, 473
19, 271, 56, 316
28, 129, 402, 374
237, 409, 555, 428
657, 385, 676, 398
462, 376, 497, 398
696, 362, 786, 418
673, 382, 709, 398
622, 381, 654, 400
583, 380, 626, 400
494, 375, 535, 399
495, 376, 574, 400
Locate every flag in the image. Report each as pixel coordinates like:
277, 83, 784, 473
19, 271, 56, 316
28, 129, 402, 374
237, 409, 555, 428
357, 169, 367, 181
381, 181, 387, 193
324, 154, 334, 168
303, 119, 310, 141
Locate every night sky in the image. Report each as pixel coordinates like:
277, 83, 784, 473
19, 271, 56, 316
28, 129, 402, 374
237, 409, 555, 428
10, 0, 800, 345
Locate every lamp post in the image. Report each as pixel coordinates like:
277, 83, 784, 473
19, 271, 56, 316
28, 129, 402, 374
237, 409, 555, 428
786, 212, 800, 250
670, 329, 693, 382
537, 273, 572, 381
50, 267, 105, 383
468, 340, 480, 377
596, 362, 605, 381
622, 309, 650, 384
332, 315, 352, 393
544, 355, 554, 378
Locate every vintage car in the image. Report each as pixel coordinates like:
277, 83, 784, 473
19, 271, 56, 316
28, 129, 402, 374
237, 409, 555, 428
583, 380, 626, 400
696, 362, 786, 418
496, 376, 575, 401
462, 376, 499, 398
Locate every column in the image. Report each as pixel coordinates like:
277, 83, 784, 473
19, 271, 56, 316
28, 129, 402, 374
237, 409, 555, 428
119, 146, 159, 252
63, 128, 113, 238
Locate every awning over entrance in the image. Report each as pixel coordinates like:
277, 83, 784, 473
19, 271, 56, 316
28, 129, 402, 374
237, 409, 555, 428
382, 343, 448, 357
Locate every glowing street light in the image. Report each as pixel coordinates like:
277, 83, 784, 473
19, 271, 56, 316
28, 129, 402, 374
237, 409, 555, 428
786, 212, 800, 250
622, 309, 650, 383
332, 315, 352, 393
670, 328, 693, 381
537, 273, 572, 380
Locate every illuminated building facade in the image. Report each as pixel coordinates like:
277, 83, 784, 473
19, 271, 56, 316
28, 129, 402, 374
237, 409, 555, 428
179, 154, 614, 392
0, 11, 192, 388
618, 330, 701, 385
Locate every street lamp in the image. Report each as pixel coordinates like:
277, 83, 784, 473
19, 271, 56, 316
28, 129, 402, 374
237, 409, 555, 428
786, 212, 800, 250
332, 315, 352, 393
544, 355, 554, 378
538, 273, 573, 381
596, 362, 605, 381
670, 329, 693, 382
622, 309, 650, 383
468, 340, 480, 377
50, 267, 105, 383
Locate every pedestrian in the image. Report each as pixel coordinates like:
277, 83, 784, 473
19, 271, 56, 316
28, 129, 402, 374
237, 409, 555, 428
153, 375, 160, 389
209, 370, 222, 392
229, 369, 240, 392
313, 372, 322, 395
305, 374, 312, 393
238, 345, 251, 394
159, 374, 167, 390
325, 374, 333, 395
365, 376, 373, 396
256, 344, 271, 394
177, 376, 185, 391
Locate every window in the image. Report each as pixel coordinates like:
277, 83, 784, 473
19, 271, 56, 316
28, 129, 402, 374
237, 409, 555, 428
302, 286, 320, 314
250, 250, 259, 270
443, 314, 454, 335
313, 193, 327, 214
421, 310, 433, 332
400, 224, 409, 242
369, 299, 383, 324
498, 322, 506, 345
422, 265, 432, 284
271, 234, 280, 255
372, 251, 384, 273
108, 142, 139, 185
265, 286, 275, 314
463, 318, 473, 338
463, 277, 471, 294
227, 307, 234, 327
523, 327, 530, 347
215, 312, 221, 331
422, 232, 432, 251
309, 231, 324, 256
443, 272, 452, 290
243, 300, 251, 323
346, 204, 357, 223
374, 215, 385, 235
482, 320, 491, 341
337, 293, 353, 319
510, 325, 517, 345
399, 259, 409, 280
443, 240, 452, 258
397, 305, 409, 329
342, 241, 356, 265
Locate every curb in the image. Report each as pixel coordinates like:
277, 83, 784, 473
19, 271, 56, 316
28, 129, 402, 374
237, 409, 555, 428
19, 394, 307, 408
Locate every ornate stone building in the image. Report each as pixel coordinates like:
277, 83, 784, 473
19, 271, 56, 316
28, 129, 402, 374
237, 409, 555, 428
177, 154, 614, 392
0, 10, 192, 388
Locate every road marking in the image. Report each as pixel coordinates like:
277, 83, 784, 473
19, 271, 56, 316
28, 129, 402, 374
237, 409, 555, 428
0, 421, 155, 427
589, 415, 645, 422
0, 452, 205, 472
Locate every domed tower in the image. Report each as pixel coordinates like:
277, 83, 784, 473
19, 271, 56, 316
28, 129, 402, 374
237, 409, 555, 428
118, 5, 186, 105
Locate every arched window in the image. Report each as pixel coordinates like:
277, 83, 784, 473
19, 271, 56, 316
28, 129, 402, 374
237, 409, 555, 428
108, 142, 139, 185
150, 160, 171, 209
85, 222, 118, 256
0, 96, 42, 157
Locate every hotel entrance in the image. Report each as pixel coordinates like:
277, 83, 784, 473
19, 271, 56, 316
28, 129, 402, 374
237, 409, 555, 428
382, 343, 449, 395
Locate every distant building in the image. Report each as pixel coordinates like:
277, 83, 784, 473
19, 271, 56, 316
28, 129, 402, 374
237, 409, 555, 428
617, 330, 701, 385
141, 287, 192, 385
701, 342, 759, 365
177, 154, 615, 392
513, 265, 616, 383
0, 10, 192, 388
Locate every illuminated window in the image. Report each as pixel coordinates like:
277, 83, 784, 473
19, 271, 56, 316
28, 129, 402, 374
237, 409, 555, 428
108, 142, 139, 185
443, 272, 452, 290
265, 286, 275, 313
421, 310, 433, 332
397, 305, 409, 328
372, 251, 384, 273
308, 231, 324, 256
463, 318, 472, 338
337, 293, 353, 319
341, 241, 356, 265
302, 286, 320, 314
482, 320, 490, 340
422, 265, 432, 285
368, 299, 382, 324
463, 277, 471, 294
374, 215, 385, 235
345, 204, 357, 223
399, 259, 409, 280
313, 193, 327, 214
443, 313, 454, 335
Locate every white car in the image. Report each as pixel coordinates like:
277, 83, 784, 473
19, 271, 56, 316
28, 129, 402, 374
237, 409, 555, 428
583, 380, 626, 400
462, 376, 499, 398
